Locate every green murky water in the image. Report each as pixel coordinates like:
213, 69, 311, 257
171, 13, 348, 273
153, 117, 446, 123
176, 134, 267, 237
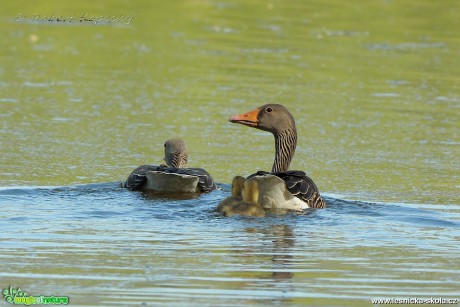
1, 1, 459, 306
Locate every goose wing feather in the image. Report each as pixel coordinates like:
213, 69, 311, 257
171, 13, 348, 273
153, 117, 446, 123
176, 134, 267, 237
248, 170, 325, 208
272, 170, 320, 204
173, 167, 217, 193
124, 165, 216, 192
123, 164, 166, 191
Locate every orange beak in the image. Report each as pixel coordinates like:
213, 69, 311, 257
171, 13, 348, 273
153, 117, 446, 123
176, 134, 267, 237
228, 108, 260, 127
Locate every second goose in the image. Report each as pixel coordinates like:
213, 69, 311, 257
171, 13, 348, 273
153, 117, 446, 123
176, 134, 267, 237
123, 139, 216, 193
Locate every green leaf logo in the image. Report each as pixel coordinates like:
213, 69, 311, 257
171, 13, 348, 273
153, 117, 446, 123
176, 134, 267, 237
3, 287, 14, 303
2, 286, 27, 303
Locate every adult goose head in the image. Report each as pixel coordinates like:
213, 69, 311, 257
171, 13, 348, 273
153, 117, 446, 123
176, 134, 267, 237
229, 104, 297, 173
229, 104, 325, 209
123, 139, 216, 193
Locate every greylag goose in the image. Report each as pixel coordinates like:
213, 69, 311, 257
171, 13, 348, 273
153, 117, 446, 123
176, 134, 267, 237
217, 176, 265, 217
123, 139, 216, 193
228, 104, 325, 209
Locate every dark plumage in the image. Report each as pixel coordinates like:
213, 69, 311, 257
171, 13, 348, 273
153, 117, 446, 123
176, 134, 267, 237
124, 165, 216, 193
123, 139, 216, 193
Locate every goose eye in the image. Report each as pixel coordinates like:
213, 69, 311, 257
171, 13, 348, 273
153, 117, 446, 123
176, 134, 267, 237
265, 107, 273, 113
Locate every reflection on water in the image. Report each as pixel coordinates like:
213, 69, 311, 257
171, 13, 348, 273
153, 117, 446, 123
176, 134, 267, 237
140, 190, 203, 201
0, 184, 459, 305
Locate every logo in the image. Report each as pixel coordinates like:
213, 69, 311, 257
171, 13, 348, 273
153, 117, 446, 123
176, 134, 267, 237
2, 287, 69, 305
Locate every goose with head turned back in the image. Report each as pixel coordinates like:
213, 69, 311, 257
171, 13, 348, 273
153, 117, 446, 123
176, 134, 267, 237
228, 104, 325, 210
123, 139, 216, 193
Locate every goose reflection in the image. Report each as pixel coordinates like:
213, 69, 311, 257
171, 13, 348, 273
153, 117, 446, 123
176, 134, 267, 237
246, 224, 295, 282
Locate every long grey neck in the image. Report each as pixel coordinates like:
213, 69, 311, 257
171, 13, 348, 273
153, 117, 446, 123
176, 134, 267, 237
272, 128, 297, 172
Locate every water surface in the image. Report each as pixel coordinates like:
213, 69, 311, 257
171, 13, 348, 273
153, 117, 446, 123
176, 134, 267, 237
1, 0, 459, 305
1, 184, 459, 306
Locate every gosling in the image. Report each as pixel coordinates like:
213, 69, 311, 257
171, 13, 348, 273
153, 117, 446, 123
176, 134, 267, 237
217, 177, 265, 218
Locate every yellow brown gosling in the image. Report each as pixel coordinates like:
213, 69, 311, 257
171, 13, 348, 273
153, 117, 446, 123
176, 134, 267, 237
216, 176, 245, 212
217, 179, 265, 218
